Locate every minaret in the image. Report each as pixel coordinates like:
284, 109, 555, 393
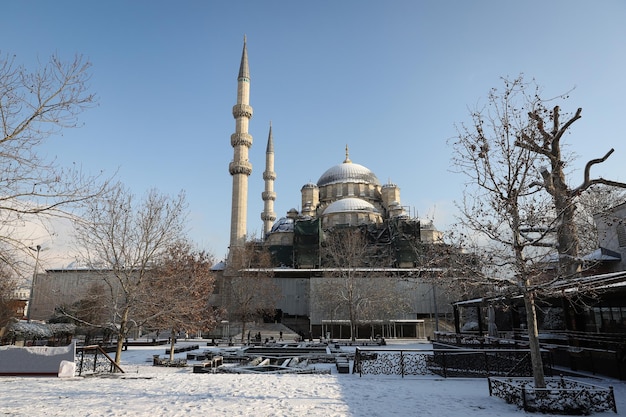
228, 36, 253, 249
261, 122, 277, 237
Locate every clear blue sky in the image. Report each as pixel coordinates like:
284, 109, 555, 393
3, 1, 626, 260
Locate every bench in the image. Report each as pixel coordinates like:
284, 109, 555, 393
192, 356, 224, 373
205, 355, 223, 368
186, 353, 208, 361
336, 356, 350, 374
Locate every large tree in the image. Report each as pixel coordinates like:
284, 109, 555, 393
0, 53, 108, 273
516, 105, 626, 277
144, 241, 220, 360
452, 76, 626, 388
73, 183, 187, 364
452, 77, 562, 388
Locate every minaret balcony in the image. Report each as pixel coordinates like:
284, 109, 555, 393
262, 171, 277, 181
229, 161, 252, 176
231, 132, 253, 148
261, 212, 277, 222
262, 191, 277, 201
232, 104, 253, 119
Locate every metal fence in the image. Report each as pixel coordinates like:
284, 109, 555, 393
76, 345, 124, 376
353, 347, 552, 378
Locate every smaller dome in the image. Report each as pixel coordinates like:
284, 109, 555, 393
270, 217, 294, 233
322, 197, 379, 215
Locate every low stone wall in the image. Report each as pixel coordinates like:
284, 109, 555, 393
0, 343, 75, 376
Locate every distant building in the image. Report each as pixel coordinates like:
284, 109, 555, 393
27, 269, 106, 322
7, 287, 28, 321
590, 201, 626, 273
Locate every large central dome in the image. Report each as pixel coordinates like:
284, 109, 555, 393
317, 160, 381, 187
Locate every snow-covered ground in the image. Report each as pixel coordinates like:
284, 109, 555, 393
1, 339, 625, 416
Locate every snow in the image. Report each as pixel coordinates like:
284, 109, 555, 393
1, 339, 625, 416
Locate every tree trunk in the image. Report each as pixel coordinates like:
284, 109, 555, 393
552, 159, 581, 278
169, 330, 176, 361
523, 288, 545, 388
114, 307, 130, 365
349, 305, 356, 341
241, 320, 247, 344
557, 198, 581, 277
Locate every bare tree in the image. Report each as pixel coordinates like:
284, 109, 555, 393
73, 183, 187, 364
144, 241, 220, 360
0, 53, 108, 272
453, 76, 626, 388
223, 241, 279, 343
317, 227, 410, 341
516, 106, 626, 277
451, 77, 560, 388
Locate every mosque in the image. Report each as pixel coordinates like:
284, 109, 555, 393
219, 38, 453, 339
228, 37, 442, 253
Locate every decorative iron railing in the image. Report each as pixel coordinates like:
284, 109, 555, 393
353, 348, 552, 378
488, 376, 617, 414
76, 345, 124, 376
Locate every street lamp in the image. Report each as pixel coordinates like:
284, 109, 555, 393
26, 245, 41, 322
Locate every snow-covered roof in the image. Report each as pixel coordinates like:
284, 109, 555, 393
211, 261, 226, 271
317, 161, 380, 187
582, 247, 622, 262
322, 197, 379, 215
270, 217, 295, 233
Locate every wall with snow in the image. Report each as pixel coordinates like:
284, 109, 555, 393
0, 342, 75, 376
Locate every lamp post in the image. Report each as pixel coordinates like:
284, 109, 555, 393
26, 245, 41, 322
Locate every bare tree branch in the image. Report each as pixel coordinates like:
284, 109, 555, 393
0, 53, 110, 272
73, 183, 188, 364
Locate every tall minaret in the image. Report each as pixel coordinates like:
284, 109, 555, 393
228, 36, 253, 249
261, 122, 277, 237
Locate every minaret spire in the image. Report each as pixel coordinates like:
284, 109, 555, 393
261, 122, 277, 238
238, 35, 250, 80
229, 36, 253, 249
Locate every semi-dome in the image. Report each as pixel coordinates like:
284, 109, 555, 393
322, 197, 379, 215
317, 161, 381, 187
270, 216, 295, 233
